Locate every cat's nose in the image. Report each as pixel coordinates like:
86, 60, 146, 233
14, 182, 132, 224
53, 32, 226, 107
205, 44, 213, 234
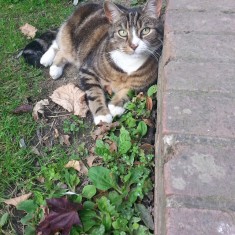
130, 43, 138, 50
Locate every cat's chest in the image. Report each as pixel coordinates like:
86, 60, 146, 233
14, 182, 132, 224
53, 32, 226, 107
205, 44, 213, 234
110, 50, 148, 75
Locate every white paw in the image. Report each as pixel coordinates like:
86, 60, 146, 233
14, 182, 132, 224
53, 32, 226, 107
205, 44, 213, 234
40, 41, 58, 67
49, 65, 63, 80
40, 49, 56, 67
94, 114, 112, 125
108, 104, 125, 117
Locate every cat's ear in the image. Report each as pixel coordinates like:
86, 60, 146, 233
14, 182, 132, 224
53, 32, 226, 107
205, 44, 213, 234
143, 0, 162, 18
104, 1, 124, 23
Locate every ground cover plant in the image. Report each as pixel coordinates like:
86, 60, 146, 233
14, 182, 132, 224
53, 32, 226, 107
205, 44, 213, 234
0, 0, 159, 234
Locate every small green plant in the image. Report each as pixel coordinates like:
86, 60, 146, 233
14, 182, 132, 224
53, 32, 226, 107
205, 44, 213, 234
63, 116, 85, 134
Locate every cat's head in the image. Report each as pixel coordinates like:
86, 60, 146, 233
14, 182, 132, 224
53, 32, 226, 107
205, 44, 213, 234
104, 0, 163, 57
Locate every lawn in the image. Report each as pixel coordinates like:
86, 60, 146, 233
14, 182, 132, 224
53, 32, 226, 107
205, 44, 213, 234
0, 0, 157, 234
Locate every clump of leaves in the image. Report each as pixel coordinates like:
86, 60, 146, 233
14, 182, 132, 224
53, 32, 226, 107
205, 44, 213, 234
13, 85, 157, 234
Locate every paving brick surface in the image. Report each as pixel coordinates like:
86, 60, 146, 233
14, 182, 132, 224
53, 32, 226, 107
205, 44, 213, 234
164, 144, 235, 198
166, 208, 235, 235
155, 0, 235, 234
165, 11, 235, 34
164, 62, 235, 93
162, 91, 235, 138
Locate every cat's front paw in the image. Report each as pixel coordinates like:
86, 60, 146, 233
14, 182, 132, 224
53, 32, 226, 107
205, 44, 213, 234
49, 65, 63, 80
94, 114, 112, 125
40, 50, 55, 67
108, 104, 125, 117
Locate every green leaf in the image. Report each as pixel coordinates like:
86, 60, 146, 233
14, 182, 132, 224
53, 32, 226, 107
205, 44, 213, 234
97, 196, 116, 216
147, 85, 157, 97
0, 212, 9, 227
102, 212, 112, 231
112, 218, 128, 231
136, 204, 154, 230
91, 224, 105, 235
118, 127, 132, 154
20, 213, 34, 225
137, 121, 147, 137
25, 225, 36, 235
80, 210, 98, 232
88, 166, 118, 191
83, 201, 95, 210
82, 185, 96, 199
108, 191, 122, 207
16, 200, 37, 213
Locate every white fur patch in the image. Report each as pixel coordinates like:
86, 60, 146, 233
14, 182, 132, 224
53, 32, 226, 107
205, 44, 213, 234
94, 114, 112, 125
40, 40, 58, 67
49, 65, 63, 80
132, 28, 140, 46
108, 104, 125, 117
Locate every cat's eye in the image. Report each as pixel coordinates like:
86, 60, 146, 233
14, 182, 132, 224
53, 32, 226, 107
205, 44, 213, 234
118, 30, 128, 37
141, 27, 151, 35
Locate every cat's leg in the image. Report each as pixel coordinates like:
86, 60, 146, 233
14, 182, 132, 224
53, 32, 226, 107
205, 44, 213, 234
49, 51, 67, 80
40, 40, 58, 67
79, 69, 112, 125
108, 88, 129, 117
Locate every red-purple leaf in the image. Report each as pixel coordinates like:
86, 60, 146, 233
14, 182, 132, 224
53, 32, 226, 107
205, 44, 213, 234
12, 104, 33, 114
37, 197, 83, 235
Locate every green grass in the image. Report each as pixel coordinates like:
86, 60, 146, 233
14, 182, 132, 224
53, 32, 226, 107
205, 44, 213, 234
0, 0, 74, 200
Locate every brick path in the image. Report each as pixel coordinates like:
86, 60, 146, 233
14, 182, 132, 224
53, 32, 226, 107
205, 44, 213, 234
155, 1, 235, 234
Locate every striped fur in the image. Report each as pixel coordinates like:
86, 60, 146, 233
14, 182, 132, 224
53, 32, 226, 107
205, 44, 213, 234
40, 0, 163, 124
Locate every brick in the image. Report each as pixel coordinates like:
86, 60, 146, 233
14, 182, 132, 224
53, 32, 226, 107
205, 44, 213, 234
163, 33, 235, 63
165, 11, 235, 34
164, 61, 235, 93
162, 91, 235, 138
166, 208, 235, 235
167, 0, 235, 12
164, 144, 235, 198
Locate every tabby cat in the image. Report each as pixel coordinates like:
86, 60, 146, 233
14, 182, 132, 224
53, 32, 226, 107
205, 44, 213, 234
30, 0, 163, 125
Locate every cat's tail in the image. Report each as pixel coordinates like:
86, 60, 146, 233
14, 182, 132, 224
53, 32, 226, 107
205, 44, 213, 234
22, 29, 58, 67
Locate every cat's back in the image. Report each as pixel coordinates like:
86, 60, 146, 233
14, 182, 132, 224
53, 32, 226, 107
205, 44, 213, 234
58, 2, 109, 64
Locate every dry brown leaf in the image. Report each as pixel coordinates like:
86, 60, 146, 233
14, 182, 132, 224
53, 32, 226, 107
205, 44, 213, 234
4, 193, 32, 207
37, 176, 45, 183
136, 92, 145, 100
79, 161, 88, 175
54, 128, 59, 138
92, 122, 119, 139
143, 118, 154, 127
50, 83, 89, 117
140, 143, 154, 155
109, 142, 117, 153
65, 160, 81, 172
146, 97, 153, 111
86, 155, 98, 167
59, 135, 70, 146
32, 99, 49, 121
20, 23, 37, 39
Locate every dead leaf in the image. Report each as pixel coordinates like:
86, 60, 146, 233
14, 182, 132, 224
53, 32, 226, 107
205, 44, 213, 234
4, 193, 32, 207
12, 104, 33, 114
86, 155, 98, 167
140, 143, 154, 155
59, 135, 70, 146
143, 118, 154, 127
109, 141, 117, 153
32, 99, 49, 121
50, 83, 89, 117
54, 128, 59, 139
92, 122, 119, 139
65, 160, 81, 172
31, 146, 41, 156
79, 161, 88, 175
146, 97, 153, 111
136, 92, 145, 100
20, 23, 37, 39
37, 176, 45, 183
37, 197, 82, 235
